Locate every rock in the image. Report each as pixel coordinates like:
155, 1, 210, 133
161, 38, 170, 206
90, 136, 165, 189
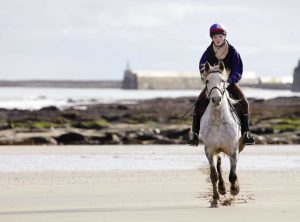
152, 128, 161, 134
55, 132, 88, 144
39, 106, 60, 112
0, 124, 13, 130
136, 130, 157, 140
116, 105, 129, 110
104, 133, 121, 144
254, 135, 268, 144
290, 135, 300, 144
251, 127, 273, 135
161, 128, 190, 139
72, 122, 107, 130
266, 137, 290, 144
62, 112, 79, 120
0, 136, 57, 145
27, 137, 57, 145
122, 132, 142, 144
152, 135, 176, 144
88, 133, 121, 145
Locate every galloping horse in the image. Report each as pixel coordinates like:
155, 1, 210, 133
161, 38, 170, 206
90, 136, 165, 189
200, 61, 245, 208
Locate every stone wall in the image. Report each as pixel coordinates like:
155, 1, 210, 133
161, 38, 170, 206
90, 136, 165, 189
0, 80, 121, 88
122, 69, 204, 90
136, 77, 203, 89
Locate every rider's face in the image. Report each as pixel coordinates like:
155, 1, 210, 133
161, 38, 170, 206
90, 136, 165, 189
212, 34, 226, 46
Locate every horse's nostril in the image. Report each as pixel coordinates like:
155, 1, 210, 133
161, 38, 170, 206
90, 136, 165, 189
212, 97, 221, 104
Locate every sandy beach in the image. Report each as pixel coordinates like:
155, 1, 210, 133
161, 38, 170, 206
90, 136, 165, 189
0, 145, 299, 222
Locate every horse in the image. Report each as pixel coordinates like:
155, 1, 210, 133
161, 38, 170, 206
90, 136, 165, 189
200, 61, 245, 208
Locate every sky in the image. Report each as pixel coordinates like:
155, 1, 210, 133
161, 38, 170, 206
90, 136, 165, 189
0, 0, 299, 80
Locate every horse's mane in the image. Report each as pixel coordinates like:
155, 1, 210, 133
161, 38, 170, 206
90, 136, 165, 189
225, 91, 240, 105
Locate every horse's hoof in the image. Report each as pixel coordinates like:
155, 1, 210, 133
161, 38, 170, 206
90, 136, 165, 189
230, 185, 240, 196
218, 183, 226, 195
210, 200, 219, 208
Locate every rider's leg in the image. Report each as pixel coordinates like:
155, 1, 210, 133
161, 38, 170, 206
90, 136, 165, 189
188, 87, 209, 146
227, 83, 255, 145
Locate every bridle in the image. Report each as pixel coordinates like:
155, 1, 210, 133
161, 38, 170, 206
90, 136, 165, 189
205, 71, 227, 99
204, 71, 241, 126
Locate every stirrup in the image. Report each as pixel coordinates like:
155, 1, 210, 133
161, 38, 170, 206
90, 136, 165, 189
243, 132, 255, 145
187, 133, 199, 146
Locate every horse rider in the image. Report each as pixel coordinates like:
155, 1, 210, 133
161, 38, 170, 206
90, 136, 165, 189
187, 23, 255, 146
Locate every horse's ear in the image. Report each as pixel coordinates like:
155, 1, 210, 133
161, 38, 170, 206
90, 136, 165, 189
218, 61, 225, 71
204, 62, 211, 77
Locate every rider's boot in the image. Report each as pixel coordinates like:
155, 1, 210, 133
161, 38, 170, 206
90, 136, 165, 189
241, 114, 255, 145
187, 114, 200, 146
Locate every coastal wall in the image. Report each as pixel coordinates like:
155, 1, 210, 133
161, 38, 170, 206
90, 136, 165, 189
122, 69, 260, 90
0, 80, 121, 88
122, 69, 203, 89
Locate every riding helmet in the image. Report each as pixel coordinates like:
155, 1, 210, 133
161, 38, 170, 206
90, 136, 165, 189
210, 23, 227, 38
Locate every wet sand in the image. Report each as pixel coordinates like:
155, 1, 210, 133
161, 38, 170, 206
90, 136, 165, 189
0, 145, 299, 222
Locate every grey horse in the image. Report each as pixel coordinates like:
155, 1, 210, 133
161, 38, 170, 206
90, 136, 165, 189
200, 61, 245, 208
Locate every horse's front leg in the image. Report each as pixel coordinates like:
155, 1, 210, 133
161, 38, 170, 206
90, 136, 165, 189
229, 151, 240, 196
217, 156, 226, 195
205, 147, 219, 208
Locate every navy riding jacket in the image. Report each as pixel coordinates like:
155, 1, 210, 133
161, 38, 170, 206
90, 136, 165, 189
199, 41, 243, 84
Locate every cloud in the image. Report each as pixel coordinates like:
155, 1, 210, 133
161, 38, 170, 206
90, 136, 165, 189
0, 0, 299, 79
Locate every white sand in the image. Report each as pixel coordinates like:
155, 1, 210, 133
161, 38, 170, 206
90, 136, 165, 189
0, 145, 299, 222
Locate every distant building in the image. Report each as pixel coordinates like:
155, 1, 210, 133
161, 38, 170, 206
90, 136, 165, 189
292, 60, 300, 92
122, 68, 259, 90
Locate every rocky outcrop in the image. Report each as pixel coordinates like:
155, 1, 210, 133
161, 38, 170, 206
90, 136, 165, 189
0, 96, 299, 145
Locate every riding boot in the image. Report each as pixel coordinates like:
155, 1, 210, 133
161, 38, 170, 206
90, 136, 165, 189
187, 114, 200, 146
241, 114, 255, 145
187, 90, 209, 147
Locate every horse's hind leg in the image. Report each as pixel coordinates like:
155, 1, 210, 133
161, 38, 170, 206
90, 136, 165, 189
205, 147, 220, 208
229, 151, 240, 196
217, 156, 226, 195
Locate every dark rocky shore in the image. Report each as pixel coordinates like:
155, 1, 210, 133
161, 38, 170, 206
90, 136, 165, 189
0, 96, 299, 145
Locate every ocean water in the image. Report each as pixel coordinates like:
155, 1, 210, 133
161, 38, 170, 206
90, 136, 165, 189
0, 87, 299, 110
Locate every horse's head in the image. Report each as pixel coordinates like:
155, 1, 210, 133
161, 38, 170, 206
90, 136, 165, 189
202, 61, 229, 107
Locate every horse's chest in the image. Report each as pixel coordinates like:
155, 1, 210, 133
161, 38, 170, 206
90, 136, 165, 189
203, 125, 229, 141
201, 122, 236, 146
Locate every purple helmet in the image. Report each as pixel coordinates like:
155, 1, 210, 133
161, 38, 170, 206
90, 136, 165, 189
210, 23, 227, 38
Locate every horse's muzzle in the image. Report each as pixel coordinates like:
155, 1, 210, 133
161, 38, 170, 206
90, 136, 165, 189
211, 96, 221, 106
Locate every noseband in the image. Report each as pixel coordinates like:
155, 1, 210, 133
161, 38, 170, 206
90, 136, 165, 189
205, 72, 227, 99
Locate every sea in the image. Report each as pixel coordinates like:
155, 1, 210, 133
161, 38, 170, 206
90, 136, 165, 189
0, 87, 299, 110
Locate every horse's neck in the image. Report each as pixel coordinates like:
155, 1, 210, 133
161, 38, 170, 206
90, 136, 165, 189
207, 97, 232, 125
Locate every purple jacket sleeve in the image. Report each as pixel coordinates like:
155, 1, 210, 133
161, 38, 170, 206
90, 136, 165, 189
199, 50, 208, 76
228, 50, 243, 84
